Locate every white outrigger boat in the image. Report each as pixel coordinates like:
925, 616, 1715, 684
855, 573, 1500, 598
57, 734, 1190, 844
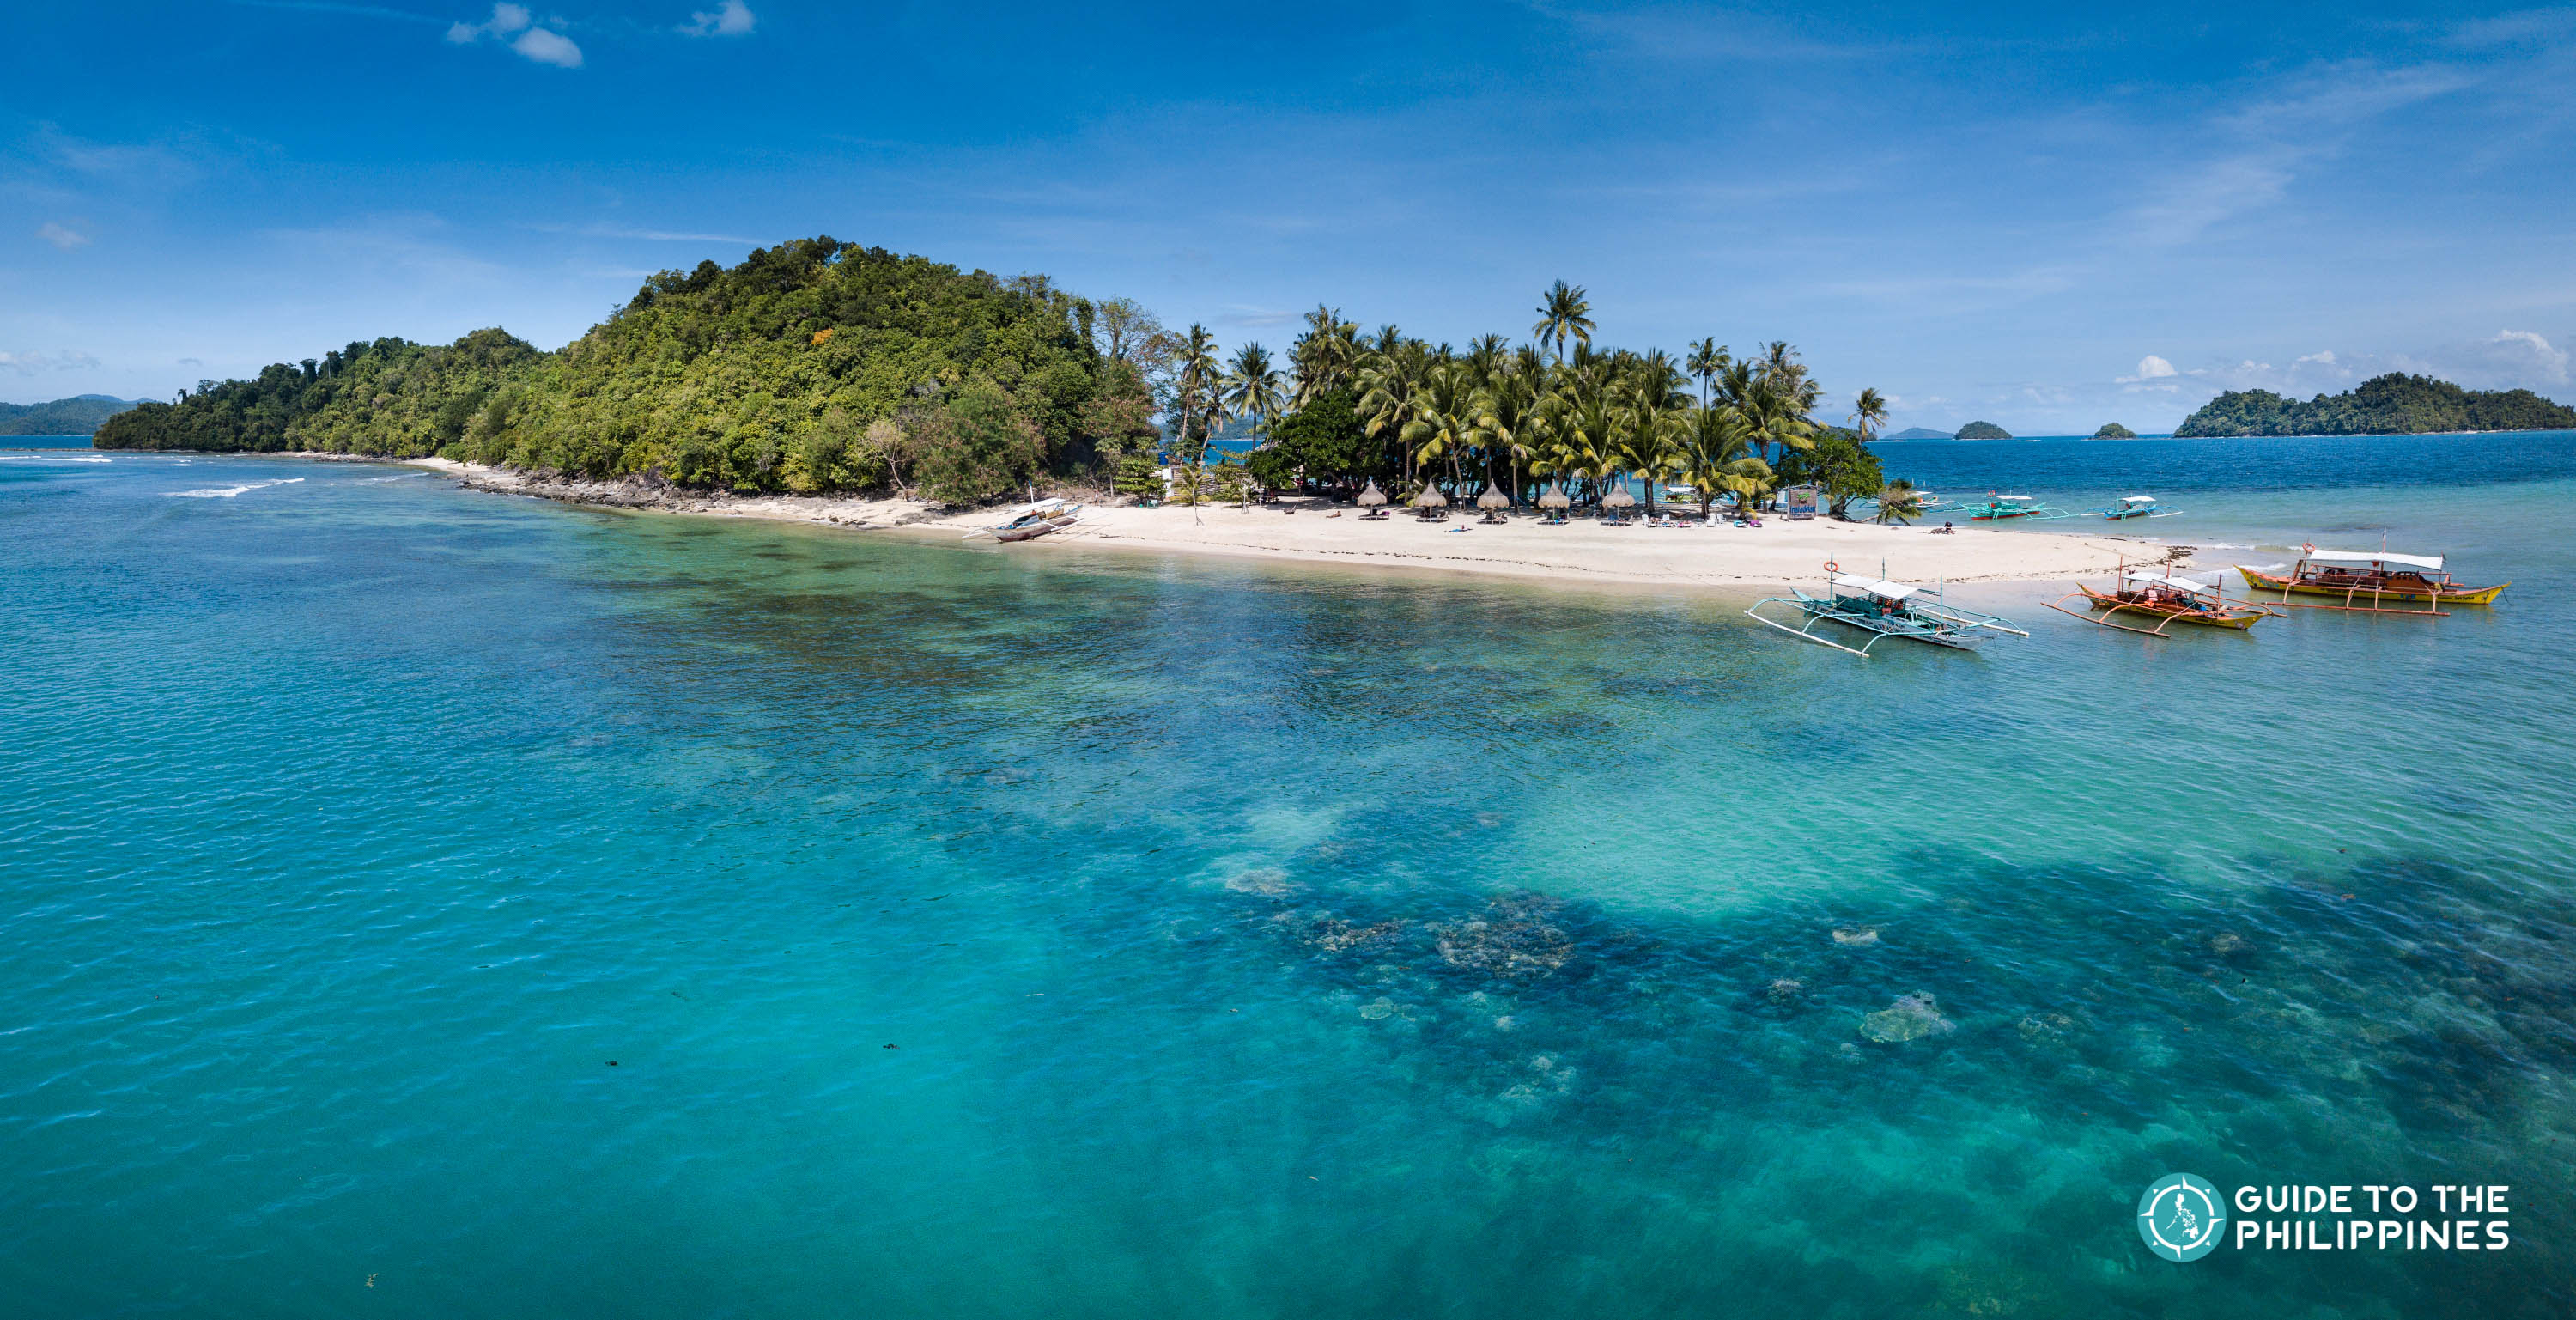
966, 497, 1083, 543
2091, 494, 2182, 520
1744, 563, 2029, 657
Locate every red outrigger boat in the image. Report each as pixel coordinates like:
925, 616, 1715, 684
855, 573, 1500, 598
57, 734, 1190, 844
2044, 565, 2275, 636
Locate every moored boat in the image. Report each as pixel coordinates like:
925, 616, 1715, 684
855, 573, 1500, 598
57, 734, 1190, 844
2044, 565, 2272, 636
1960, 493, 2071, 521
2236, 547, 2506, 614
1745, 563, 2030, 657
2093, 494, 2178, 520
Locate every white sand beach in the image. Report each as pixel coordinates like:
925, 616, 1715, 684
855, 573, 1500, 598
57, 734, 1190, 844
397, 457, 2178, 589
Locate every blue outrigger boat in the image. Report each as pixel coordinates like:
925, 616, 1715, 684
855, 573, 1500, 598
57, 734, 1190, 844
1959, 492, 2073, 521
1744, 565, 2030, 657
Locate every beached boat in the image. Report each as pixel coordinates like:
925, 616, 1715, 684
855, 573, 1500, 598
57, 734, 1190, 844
969, 497, 1083, 543
2236, 546, 2507, 614
2044, 565, 2272, 636
1744, 564, 2030, 657
2092, 494, 2179, 520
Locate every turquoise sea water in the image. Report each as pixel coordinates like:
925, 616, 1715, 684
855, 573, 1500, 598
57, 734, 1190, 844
5, 435, 2574, 1318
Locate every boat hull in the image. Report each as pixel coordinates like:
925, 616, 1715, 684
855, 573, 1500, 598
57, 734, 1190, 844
2236, 567, 2506, 605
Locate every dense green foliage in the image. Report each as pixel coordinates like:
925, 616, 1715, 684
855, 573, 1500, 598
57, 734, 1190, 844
1953, 421, 2011, 440
96, 238, 1153, 504
0, 394, 141, 435
1774, 428, 1884, 516
96, 331, 543, 456
94, 249, 1905, 515
2174, 373, 2576, 437
2092, 423, 2136, 439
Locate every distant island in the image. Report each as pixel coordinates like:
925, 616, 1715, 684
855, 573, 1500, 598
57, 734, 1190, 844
2092, 423, 2136, 439
0, 393, 143, 435
1953, 421, 2011, 440
2175, 373, 2576, 437
1880, 426, 1950, 441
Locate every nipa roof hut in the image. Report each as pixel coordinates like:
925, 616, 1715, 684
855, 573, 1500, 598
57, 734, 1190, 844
1602, 484, 1637, 508
1411, 485, 1449, 508
1537, 488, 1571, 510
1356, 480, 1388, 507
1476, 485, 1509, 510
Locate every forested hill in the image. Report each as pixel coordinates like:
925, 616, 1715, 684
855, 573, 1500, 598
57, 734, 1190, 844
2174, 373, 2576, 437
0, 394, 143, 435
94, 238, 1158, 502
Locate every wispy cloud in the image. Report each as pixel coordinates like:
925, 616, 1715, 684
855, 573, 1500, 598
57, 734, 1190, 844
680, 0, 755, 38
37, 222, 90, 251
0, 349, 101, 375
446, 3, 582, 67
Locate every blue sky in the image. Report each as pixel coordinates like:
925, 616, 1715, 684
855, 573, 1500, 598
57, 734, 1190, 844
4, 3, 2573, 433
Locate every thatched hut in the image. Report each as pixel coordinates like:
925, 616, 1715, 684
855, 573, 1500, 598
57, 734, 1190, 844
1356, 480, 1388, 508
1536, 488, 1571, 523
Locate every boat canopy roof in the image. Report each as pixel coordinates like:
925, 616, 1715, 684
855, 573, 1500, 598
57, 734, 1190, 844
2118, 494, 2157, 502
2306, 549, 2444, 572
1828, 573, 1918, 603
2120, 568, 2215, 592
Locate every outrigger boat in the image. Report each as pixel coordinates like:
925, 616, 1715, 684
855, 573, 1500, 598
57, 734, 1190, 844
2235, 545, 2507, 615
1745, 562, 2029, 657
2091, 494, 2180, 520
1960, 493, 2072, 521
967, 497, 1083, 543
2044, 564, 2275, 636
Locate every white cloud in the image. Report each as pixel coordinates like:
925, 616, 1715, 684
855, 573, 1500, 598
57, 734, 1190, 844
681, 0, 756, 37
0, 350, 101, 375
2117, 354, 2177, 382
447, 3, 528, 42
510, 27, 583, 67
447, 4, 579, 67
37, 222, 90, 251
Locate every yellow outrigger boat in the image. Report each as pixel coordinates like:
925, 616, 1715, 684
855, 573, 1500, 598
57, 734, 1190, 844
2236, 547, 2507, 616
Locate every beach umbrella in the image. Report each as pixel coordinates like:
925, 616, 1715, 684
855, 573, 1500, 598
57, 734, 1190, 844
1411, 484, 1449, 508
1356, 480, 1387, 508
1476, 484, 1509, 511
1602, 484, 1636, 509
1537, 488, 1571, 511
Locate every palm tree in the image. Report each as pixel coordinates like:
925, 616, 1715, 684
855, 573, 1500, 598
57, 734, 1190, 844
1172, 324, 1223, 514
1531, 280, 1595, 364
1404, 359, 1479, 496
1224, 343, 1285, 436
1686, 338, 1728, 411
1676, 403, 1764, 520
1354, 338, 1428, 487
1614, 350, 1692, 514
1874, 478, 1926, 525
1290, 305, 1359, 405
1850, 386, 1888, 445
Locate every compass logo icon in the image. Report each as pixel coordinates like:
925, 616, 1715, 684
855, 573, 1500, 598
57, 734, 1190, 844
2138, 1173, 2227, 1262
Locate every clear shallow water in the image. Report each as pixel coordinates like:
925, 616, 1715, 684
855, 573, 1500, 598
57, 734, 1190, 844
4, 440, 2573, 1318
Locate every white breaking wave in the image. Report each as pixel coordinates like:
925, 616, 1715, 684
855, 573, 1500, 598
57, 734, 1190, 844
0, 454, 110, 463
169, 477, 305, 498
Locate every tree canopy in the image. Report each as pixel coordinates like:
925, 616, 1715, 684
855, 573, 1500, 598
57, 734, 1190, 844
2174, 373, 2576, 437
1953, 421, 2012, 440
2092, 423, 2137, 439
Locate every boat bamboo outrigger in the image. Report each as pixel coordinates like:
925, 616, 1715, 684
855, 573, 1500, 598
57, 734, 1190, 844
2235, 544, 2508, 616
1745, 561, 2029, 657
2091, 494, 2181, 520
966, 497, 1083, 543
2043, 563, 2275, 636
